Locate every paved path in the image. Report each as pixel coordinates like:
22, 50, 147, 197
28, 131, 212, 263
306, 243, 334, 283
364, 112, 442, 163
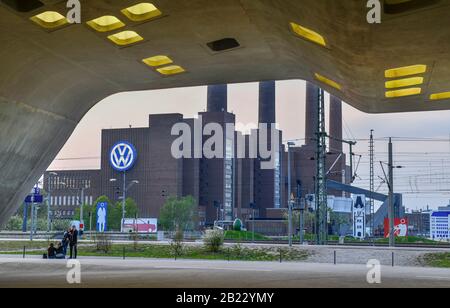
0, 256, 449, 288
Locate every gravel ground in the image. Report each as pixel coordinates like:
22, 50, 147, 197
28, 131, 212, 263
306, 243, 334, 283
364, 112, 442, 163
294, 245, 445, 267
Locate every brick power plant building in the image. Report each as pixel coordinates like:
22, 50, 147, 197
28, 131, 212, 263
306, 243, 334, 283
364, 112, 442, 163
44, 82, 348, 231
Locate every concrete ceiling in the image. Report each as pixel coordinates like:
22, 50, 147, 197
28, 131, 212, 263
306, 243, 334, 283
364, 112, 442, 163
1, 0, 450, 225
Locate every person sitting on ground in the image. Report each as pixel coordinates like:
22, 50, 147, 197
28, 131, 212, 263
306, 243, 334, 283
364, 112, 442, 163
47, 243, 56, 259
55, 242, 65, 259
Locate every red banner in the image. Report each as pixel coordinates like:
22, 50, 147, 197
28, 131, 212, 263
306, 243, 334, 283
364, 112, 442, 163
384, 218, 408, 238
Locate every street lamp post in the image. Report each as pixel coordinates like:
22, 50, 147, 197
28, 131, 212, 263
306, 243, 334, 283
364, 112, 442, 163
287, 141, 295, 247
79, 186, 85, 228
47, 172, 58, 232
388, 138, 395, 247
379, 138, 403, 248
122, 172, 126, 232
110, 178, 139, 232
250, 202, 256, 243
299, 199, 305, 245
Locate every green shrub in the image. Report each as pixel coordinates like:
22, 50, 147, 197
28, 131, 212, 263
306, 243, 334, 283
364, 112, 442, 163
203, 229, 224, 253
233, 219, 242, 231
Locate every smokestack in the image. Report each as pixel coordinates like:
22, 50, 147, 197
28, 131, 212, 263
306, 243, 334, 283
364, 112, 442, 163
305, 82, 319, 147
329, 96, 343, 153
258, 81, 276, 124
207, 84, 227, 112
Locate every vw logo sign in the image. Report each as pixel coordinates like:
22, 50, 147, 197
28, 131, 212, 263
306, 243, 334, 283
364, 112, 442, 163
109, 142, 137, 172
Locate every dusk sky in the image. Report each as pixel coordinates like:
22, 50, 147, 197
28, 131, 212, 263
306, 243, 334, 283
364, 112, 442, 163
49, 80, 450, 211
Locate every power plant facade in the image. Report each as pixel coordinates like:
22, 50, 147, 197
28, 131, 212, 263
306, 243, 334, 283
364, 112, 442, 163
44, 82, 348, 229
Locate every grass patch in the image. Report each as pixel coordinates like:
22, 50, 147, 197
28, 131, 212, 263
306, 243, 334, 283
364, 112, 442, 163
224, 231, 269, 241
375, 236, 443, 244
0, 240, 53, 252
420, 253, 450, 268
77, 244, 309, 262
0, 241, 309, 262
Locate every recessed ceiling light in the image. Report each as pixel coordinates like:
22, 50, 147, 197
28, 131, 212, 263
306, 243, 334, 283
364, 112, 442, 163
4, 0, 44, 13
290, 22, 327, 47
157, 65, 186, 76
385, 65, 427, 78
121, 3, 162, 22
385, 88, 422, 98
314, 73, 341, 90
30, 11, 69, 29
207, 38, 240, 52
87, 16, 125, 32
430, 92, 450, 101
385, 77, 424, 89
108, 31, 144, 46
142, 55, 173, 67
384, 0, 440, 14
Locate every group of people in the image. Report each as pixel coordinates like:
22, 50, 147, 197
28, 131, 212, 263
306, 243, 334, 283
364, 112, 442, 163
45, 225, 78, 260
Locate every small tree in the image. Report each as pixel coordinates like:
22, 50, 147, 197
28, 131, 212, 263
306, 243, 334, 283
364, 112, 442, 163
170, 230, 185, 259
284, 209, 316, 235
159, 196, 197, 232
204, 229, 224, 253
4, 216, 22, 231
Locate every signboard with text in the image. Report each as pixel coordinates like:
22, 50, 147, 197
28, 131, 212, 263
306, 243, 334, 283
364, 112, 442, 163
352, 195, 366, 239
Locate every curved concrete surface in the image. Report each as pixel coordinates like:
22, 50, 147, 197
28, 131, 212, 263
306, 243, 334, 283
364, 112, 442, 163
2, 0, 450, 225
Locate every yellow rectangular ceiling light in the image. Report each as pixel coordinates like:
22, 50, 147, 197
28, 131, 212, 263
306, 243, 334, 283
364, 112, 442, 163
385, 88, 421, 98
157, 65, 186, 76
30, 11, 69, 29
290, 22, 327, 47
430, 92, 450, 101
108, 31, 144, 46
142, 55, 173, 67
121, 3, 162, 22
385, 64, 427, 78
87, 16, 125, 32
385, 77, 424, 89
314, 73, 342, 90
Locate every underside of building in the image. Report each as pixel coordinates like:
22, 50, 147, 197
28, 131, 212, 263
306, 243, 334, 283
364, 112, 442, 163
1, 0, 450, 226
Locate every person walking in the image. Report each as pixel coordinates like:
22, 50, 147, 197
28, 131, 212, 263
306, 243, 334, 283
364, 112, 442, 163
69, 225, 78, 259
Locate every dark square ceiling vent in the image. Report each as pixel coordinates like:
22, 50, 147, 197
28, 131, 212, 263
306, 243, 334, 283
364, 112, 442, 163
207, 38, 240, 52
384, 0, 441, 14
2, 0, 44, 12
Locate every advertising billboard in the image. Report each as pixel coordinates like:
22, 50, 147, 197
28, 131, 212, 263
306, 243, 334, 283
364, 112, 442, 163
352, 195, 366, 239
384, 218, 408, 238
122, 218, 158, 233
96, 202, 108, 232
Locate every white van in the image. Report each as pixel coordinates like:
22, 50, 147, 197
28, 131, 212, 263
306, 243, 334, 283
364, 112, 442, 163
69, 220, 84, 232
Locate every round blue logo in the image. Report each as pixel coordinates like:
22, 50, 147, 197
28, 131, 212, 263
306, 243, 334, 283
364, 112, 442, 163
109, 142, 137, 172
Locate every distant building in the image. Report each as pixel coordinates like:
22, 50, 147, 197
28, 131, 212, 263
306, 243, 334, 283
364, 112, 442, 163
406, 210, 431, 237
430, 211, 450, 241
44, 82, 347, 232
43, 170, 100, 219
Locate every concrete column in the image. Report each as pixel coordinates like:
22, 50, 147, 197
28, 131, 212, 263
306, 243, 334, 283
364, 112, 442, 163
207, 84, 228, 112
305, 82, 319, 147
329, 96, 343, 153
258, 81, 276, 124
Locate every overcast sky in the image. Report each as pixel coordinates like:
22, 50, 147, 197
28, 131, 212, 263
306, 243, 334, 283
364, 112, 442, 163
49, 80, 450, 211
